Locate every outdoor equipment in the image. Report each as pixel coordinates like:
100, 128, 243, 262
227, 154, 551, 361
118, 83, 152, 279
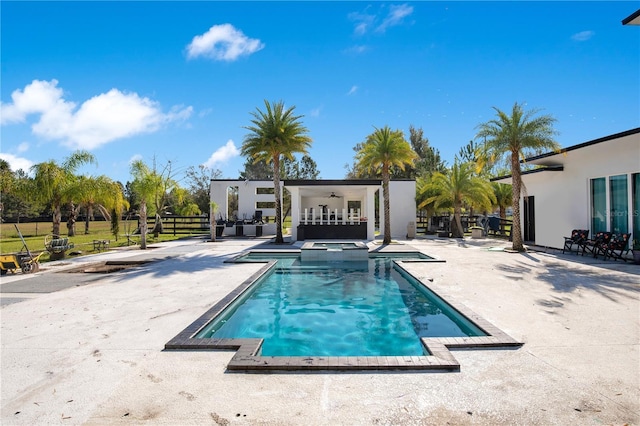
0, 224, 43, 275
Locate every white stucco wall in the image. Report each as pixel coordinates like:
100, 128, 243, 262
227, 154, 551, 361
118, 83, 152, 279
515, 131, 640, 249
210, 180, 280, 235
386, 180, 417, 239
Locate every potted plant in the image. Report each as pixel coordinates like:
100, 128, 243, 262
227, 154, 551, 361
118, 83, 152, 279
632, 239, 640, 264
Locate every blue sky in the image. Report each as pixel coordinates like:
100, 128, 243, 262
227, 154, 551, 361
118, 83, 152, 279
1, 1, 639, 184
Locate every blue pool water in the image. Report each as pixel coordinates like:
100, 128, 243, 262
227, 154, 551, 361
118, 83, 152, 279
196, 255, 486, 357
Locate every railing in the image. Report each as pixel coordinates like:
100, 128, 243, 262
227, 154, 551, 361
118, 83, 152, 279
299, 208, 363, 225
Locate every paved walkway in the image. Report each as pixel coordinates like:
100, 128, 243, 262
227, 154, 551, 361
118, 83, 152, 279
1, 235, 638, 425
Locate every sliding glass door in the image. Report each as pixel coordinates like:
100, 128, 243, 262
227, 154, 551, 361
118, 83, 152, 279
590, 177, 607, 233
590, 173, 638, 236
609, 174, 629, 233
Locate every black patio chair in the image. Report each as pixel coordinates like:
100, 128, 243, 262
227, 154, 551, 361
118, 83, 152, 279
562, 229, 589, 254
603, 233, 632, 262
580, 231, 612, 258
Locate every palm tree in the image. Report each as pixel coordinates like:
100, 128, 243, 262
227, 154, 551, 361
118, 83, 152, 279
242, 100, 312, 244
476, 102, 559, 251
31, 151, 95, 237
71, 175, 128, 234
129, 159, 180, 247
418, 162, 496, 238
356, 126, 418, 244
491, 182, 512, 219
130, 160, 157, 249
415, 175, 440, 219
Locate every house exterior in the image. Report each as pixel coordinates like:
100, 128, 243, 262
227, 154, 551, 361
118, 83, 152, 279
210, 179, 417, 241
622, 9, 640, 25
492, 128, 640, 249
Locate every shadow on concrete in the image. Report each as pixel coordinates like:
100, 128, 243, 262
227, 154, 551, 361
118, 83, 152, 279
496, 256, 639, 303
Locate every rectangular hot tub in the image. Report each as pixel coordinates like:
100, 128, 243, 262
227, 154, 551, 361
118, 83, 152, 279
300, 241, 369, 262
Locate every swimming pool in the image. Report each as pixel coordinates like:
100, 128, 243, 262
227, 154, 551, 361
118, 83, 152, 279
165, 250, 521, 371
195, 256, 485, 356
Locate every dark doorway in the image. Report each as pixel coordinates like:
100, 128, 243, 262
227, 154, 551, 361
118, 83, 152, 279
523, 196, 535, 242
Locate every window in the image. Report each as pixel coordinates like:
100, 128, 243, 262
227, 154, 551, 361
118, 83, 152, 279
256, 201, 276, 209
256, 187, 274, 195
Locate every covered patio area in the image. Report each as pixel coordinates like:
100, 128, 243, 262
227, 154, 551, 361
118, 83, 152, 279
210, 179, 417, 242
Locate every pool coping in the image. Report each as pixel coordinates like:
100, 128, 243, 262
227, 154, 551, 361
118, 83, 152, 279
165, 254, 522, 372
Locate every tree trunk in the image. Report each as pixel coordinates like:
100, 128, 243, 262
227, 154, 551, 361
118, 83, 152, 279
152, 213, 163, 238
273, 156, 284, 244
67, 202, 77, 237
382, 167, 391, 245
110, 208, 119, 241
499, 207, 506, 219
84, 205, 92, 234
510, 151, 524, 251
139, 202, 148, 250
452, 203, 464, 238
52, 204, 62, 237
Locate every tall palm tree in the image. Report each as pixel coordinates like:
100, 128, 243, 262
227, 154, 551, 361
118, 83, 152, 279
418, 162, 496, 238
356, 126, 418, 244
31, 150, 95, 236
476, 102, 559, 251
242, 100, 312, 244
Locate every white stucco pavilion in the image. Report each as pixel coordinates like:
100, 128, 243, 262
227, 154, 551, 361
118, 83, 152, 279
210, 179, 417, 241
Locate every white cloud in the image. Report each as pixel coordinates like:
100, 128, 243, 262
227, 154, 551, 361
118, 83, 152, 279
1, 80, 192, 150
0, 79, 65, 124
187, 23, 264, 61
376, 4, 414, 33
349, 4, 413, 35
348, 9, 376, 35
347, 86, 359, 96
16, 142, 29, 153
0, 153, 33, 173
309, 106, 322, 117
571, 30, 594, 42
203, 139, 240, 169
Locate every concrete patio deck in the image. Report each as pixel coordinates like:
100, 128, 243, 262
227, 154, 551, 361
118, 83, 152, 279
1, 235, 638, 425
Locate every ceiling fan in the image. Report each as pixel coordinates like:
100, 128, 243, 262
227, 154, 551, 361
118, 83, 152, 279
328, 192, 343, 198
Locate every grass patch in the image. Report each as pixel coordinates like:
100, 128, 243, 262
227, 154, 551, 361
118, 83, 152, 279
0, 221, 194, 262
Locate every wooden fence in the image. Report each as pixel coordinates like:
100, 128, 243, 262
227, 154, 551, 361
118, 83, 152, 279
416, 214, 512, 239
145, 215, 210, 236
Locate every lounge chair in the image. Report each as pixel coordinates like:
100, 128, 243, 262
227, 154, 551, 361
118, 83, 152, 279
579, 231, 612, 258
603, 233, 632, 262
562, 229, 589, 254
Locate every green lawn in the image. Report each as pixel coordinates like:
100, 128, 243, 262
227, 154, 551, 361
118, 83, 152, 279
0, 221, 194, 263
